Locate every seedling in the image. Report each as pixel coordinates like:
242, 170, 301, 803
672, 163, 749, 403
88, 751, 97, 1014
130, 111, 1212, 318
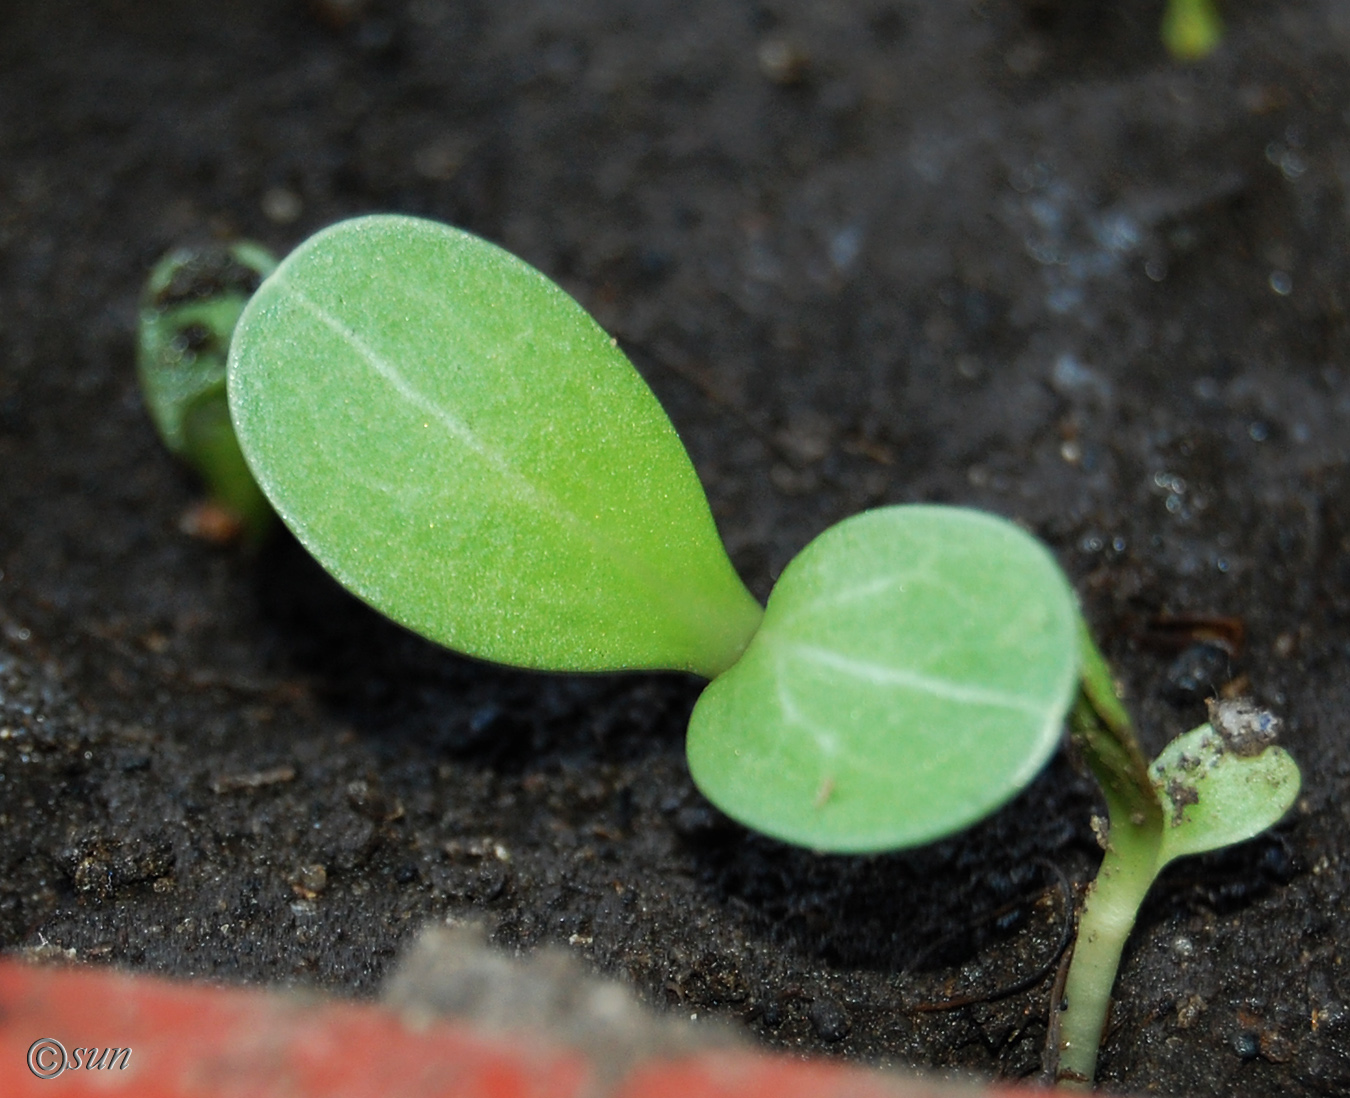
225, 215, 1299, 1083
138, 241, 278, 544
226, 214, 1080, 850
1054, 634, 1299, 1085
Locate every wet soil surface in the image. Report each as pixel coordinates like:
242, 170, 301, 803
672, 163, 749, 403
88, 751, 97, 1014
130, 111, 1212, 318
3, 1, 1350, 1094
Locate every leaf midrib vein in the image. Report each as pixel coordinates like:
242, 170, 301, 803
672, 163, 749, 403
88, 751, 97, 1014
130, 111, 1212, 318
278, 282, 714, 657
780, 641, 1044, 714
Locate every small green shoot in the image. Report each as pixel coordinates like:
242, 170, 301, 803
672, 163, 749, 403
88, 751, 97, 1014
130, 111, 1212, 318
1055, 634, 1300, 1087
223, 214, 1300, 1083
1162, 0, 1224, 60
138, 242, 278, 544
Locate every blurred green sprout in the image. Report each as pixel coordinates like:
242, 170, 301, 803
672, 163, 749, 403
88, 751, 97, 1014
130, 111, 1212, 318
1163, 0, 1223, 60
138, 241, 277, 545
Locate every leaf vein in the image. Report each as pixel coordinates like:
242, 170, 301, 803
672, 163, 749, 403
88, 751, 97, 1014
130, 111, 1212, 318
782, 642, 1044, 714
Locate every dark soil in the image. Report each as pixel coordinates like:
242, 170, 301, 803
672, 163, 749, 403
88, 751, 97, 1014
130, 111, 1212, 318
3, 1, 1349, 1094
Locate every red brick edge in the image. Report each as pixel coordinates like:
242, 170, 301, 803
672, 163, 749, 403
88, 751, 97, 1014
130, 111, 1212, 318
0, 959, 1048, 1098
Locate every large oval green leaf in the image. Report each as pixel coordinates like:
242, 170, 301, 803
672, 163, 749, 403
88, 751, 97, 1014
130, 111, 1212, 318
228, 215, 762, 676
687, 506, 1080, 852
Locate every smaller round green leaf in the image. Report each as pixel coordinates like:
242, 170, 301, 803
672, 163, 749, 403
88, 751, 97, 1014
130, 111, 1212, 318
1153, 707, 1300, 866
687, 505, 1081, 853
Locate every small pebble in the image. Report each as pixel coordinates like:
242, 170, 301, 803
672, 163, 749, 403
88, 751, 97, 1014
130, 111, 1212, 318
290, 863, 328, 899
808, 996, 851, 1042
211, 764, 296, 794
1163, 643, 1232, 705
262, 187, 303, 225
1176, 993, 1206, 1029
757, 38, 810, 85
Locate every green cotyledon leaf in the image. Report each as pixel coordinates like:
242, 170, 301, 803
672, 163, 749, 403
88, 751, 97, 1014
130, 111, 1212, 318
227, 214, 762, 676
1153, 702, 1300, 866
687, 505, 1081, 853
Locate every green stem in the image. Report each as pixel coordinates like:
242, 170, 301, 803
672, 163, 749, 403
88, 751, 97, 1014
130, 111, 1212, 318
182, 393, 275, 547
1071, 622, 1158, 829
1055, 812, 1162, 1087
1055, 624, 1165, 1087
